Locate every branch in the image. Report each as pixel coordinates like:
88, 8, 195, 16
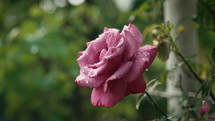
173, 50, 203, 83
173, 50, 215, 103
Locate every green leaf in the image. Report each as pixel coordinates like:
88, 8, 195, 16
158, 41, 171, 62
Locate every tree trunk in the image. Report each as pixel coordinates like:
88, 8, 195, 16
164, 0, 198, 116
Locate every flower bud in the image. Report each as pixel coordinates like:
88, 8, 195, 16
200, 102, 210, 116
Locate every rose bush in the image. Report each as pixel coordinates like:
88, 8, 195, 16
75, 24, 157, 107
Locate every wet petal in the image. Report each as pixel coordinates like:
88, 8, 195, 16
139, 45, 157, 68
122, 30, 139, 60
122, 49, 149, 83
75, 72, 108, 88
78, 51, 84, 58
87, 47, 123, 77
77, 28, 122, 68
104, 61, 133, 92
91, 80, 127, 107
125, 76, 146, 96
104, 29, 121, 48
104, 27, 119, 32
77, 33, 107, 68
99, 49, 107, 61
78, 37, 125, 79
123, 23, 143, 44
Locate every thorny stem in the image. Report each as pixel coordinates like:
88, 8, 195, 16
172, 49, 215, 103
173, 50, 203, 84
145, 91, 168, 118
167, 33, 215, 103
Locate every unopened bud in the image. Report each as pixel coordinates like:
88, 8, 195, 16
200, 102, 210, 116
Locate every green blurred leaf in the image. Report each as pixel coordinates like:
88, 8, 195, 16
26, 36, 69, 58
29, 5, 43, 18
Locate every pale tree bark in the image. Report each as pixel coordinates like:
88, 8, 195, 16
164, 0, 198, 116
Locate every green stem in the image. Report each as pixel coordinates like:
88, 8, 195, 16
166, 23, 215, 102
145, 91, 168, 118
173, 50, 203, 83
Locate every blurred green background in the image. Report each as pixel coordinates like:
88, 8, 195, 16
0, 0, 214, 121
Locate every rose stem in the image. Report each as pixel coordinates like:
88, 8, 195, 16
145, 91, 168, 118
168, 35, 215, 103
173, 50, 215, 103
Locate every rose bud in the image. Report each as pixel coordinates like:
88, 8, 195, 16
200, 102, 210, 116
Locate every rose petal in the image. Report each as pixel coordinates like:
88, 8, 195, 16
139, 45, 158, 68
78, 51, 84, 58
93, 37, 125, 74
86, 47, 124, 77
77, 33, 107, 68
75, 72, 108, 88
91, 80, 127, 107
78, 35, 125, 80
99, 49, 107, 61
122, 30, 139, 60
122, 49, 149, 83
77, 27, 122, 68
104, 29, 121, 48
107, 62, 133, 81
125, 75, 146, 96
123, 23, 143, 45
104, 27, 119, 32
104, 61, 133, 92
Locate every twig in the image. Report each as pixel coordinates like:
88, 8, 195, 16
173, 50, 203, 83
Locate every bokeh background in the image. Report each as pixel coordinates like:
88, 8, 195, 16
0, 0, 214, 121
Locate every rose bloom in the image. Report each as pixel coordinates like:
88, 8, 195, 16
75, 24, 157, 107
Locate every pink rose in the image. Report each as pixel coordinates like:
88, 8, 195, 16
75, 24, 157, 107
